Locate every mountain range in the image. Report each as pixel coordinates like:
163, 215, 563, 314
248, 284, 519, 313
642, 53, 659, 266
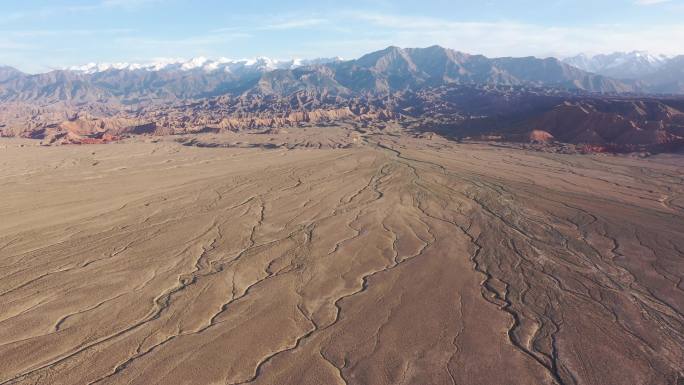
563, 51, 684, 93
0, 46, 640, 104
563, 51, 670, 79
4, 47, 684, 105
1, 46, 683, 152
67, 56, 343, 74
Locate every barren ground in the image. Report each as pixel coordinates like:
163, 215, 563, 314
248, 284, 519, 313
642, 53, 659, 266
1, 130, 683, 385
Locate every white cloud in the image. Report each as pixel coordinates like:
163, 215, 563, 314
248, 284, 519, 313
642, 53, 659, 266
4, 6, 684, 72
341, 12, 684, 57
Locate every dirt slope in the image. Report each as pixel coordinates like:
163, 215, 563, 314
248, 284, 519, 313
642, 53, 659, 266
0, 131, 682, 385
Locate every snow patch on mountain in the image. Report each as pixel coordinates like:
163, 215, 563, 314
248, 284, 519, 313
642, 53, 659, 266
67, 56, 343, 74
563, 51, 671, 79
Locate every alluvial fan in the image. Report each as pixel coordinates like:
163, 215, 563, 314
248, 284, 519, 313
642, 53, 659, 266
0, 131, 682, 385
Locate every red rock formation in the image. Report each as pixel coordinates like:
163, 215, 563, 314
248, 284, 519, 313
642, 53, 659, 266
529, 130, 554, 143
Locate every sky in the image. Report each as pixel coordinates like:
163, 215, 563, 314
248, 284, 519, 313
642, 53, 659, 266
1, 0, 683, 73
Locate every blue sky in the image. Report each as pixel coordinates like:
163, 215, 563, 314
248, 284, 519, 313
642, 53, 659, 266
1, 0, 683, 73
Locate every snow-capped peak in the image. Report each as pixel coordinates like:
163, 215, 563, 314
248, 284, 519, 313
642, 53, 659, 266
562, 51, 672, 79
67, 56, 343, 74
180, 56, 209, 70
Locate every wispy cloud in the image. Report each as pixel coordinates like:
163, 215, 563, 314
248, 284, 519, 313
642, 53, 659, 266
214, 14, 330, 32
634, 0, 671, 5
0, 11, 25, 24
0, 37, 32, 50
100, 0, 162, 6
261, 18, 328, 30
3, 2, 684, 72
81, 0, 163, 10
340, 12, 684, 57
8, 28, 135, 38
209, 10, 684, 58
114, 31, 252, 49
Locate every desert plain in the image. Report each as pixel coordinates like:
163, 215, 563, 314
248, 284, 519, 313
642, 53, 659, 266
0, 127, 683, 385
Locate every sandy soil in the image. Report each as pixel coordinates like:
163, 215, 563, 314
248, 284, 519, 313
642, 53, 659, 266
0, 131, 683, 385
